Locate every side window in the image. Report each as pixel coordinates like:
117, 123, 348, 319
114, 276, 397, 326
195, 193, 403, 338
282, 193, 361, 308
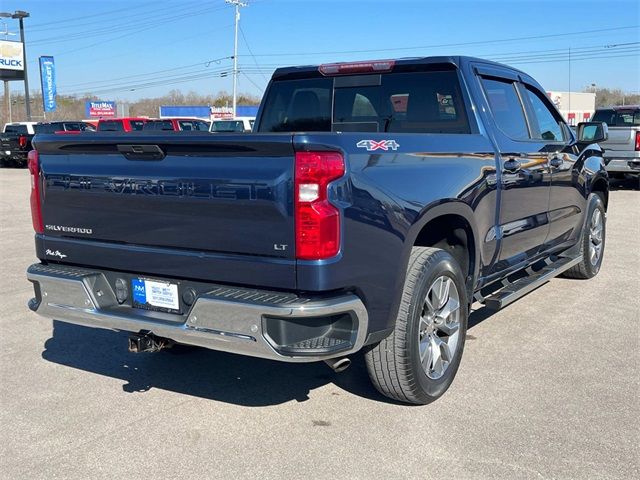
525, 87, 564, 141
481, 78, 530, 140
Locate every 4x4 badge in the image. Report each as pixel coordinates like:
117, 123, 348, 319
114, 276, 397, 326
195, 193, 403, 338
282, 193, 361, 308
356, 139, 400, 151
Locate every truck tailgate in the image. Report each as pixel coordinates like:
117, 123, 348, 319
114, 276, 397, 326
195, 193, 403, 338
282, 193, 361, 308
34, 133, 297, 287
602, 127, 638, 151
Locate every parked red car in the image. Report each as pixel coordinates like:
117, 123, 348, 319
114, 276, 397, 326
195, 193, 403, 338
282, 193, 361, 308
97, 118, 148, 132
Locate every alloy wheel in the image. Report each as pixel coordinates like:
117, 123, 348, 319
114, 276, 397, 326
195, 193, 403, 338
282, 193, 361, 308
418, 276, 461, 380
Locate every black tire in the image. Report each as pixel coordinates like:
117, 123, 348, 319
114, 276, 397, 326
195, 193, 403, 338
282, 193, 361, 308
562, 193, 606, 279
365, 247, 468, 405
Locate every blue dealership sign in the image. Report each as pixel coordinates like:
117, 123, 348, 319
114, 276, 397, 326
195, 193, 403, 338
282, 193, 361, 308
39, 56, 56, 112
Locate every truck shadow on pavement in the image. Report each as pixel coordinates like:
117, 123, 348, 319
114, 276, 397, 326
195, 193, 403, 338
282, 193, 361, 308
42, 309, 493, 406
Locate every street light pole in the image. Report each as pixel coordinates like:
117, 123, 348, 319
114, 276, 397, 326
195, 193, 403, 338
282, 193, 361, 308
13, 11, 31, 121
226, 0, 247, 118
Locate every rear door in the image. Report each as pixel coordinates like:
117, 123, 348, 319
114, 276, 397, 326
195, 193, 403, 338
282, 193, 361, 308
476, 68, 551, 270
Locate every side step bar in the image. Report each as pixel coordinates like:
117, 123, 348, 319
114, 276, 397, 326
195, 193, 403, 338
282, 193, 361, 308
482, 256, 581, 310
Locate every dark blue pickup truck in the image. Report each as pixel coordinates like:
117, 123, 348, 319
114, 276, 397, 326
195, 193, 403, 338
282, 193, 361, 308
26, 56, 609, 404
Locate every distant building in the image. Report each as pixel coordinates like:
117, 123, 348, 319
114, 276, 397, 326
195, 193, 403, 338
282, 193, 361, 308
546, 91, 596, 126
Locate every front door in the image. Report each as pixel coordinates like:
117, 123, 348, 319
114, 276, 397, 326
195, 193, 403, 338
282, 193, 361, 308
519, 82, 583, 252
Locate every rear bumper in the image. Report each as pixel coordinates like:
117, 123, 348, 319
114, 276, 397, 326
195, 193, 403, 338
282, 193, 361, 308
1, 150, 28, 162
27, 263, 368, 362
604, 152, 640, 174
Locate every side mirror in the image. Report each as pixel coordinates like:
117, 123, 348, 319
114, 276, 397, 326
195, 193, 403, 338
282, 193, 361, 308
576, 121, 608, 143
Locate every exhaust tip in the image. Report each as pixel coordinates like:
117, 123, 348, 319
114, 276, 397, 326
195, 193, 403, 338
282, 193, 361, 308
325, 357, 351, 373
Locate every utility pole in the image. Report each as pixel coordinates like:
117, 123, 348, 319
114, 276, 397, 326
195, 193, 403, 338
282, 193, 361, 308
568, 47, 571, 123
0, 15, 16, 124
13, 11, 31, 121
226, 0, 247, 118
3, 81, 10, 123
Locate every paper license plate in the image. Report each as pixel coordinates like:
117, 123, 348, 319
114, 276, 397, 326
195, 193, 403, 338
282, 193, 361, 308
132, 278, 180, 312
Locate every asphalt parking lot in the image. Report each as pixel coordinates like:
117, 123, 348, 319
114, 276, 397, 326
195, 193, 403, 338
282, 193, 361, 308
0, 168, 638, 479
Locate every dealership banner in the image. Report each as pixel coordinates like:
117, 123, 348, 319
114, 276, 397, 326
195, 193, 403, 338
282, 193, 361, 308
210, 106, 234, 119
85, 101, 117, 117
0, 40, 25, 81
39, 56, 57, 112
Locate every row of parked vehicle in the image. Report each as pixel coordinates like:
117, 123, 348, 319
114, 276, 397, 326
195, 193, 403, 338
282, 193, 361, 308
0, 116, 256, 167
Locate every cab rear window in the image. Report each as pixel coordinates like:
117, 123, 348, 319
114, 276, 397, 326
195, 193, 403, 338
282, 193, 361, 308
144, 120, 174, 131
4, 125, 28, 134
592, 109, 640, 126
97, 121, 124, 132
257, 70, 470, 134
211, 121, 245, 132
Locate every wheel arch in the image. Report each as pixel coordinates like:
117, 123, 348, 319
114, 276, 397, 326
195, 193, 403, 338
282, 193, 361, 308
590, 174, 609, 210
405, 201, 481, 296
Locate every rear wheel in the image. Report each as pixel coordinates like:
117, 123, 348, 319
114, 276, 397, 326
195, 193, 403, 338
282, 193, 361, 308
562, 193, 606, 279
365, 247, 468, 404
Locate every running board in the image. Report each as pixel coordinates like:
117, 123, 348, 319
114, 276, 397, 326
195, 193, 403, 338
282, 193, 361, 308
482, 256, 581, 310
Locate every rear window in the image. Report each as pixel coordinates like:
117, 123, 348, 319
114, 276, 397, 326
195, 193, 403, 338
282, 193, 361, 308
97, 121, 124, 132
143, 120, 174, 131
481, 78, 530, 140
34, 123, 64, 134
211, 120, 245, 132
593, 109, 640, 126
4, 125, 28, 134
129, 120, 146, 131
178, 120, 210, 131
63, 123, 82, 131
257, 70, 470, 134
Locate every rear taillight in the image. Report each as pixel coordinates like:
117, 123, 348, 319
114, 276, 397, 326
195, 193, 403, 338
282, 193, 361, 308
18, 135, 27, 148
635, 131, 640, 151
28, 150, 43, 234
294, 151, 345, 260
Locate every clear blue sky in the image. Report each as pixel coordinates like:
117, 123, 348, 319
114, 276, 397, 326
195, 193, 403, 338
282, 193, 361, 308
2, 0, 639, 102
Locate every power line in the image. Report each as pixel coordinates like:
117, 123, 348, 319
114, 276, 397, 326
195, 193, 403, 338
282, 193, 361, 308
241, 71, 265, 93
29, 4, 227, 46
60, 67, 233, 96
27, 2, 161, 29
239, 25, 269, 82
58, 56, 233, 89
235, 25, 639, 57
508, 51, 640, 65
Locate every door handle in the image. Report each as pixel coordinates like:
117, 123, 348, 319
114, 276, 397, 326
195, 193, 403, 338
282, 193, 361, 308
503, 158, 522, 173
549, 155, 563, 168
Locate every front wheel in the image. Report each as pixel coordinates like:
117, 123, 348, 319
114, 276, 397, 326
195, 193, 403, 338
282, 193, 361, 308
365, 247, 468, 405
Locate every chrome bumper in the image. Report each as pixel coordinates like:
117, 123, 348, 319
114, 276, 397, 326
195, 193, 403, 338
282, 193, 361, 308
605, 153, 640, 173
27, 263, 368, 362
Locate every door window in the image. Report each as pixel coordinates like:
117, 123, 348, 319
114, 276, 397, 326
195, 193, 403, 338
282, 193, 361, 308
481, 78, 530, 140
525, 88, 564, 141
